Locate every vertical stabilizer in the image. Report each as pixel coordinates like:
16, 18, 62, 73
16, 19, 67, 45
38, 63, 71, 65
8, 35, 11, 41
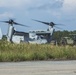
0, 28, 2, 40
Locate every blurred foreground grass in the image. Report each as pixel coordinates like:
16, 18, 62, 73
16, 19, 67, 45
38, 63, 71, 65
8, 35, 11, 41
0, 41, 76, 62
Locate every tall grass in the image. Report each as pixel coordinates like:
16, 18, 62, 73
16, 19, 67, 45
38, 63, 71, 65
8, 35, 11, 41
0, 40, 76, 62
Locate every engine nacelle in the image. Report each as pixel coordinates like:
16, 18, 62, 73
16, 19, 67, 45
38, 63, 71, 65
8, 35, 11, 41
7, 26, 14, 42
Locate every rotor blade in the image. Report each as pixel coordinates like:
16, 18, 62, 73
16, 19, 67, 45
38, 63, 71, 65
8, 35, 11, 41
32, 19, 49, 25
54, 26, 62, 29
13, 22, 29, 27
0, 21, 9, 23
54, 24, 64, 25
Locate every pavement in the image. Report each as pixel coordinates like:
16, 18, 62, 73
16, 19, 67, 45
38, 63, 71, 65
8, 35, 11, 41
0, 60, 76, 75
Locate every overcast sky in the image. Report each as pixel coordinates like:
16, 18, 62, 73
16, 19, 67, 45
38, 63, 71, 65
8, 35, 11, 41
0, 0, 76, 34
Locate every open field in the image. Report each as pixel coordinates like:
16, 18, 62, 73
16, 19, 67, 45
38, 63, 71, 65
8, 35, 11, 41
0, 60, 76, 75
0, 41, 76, 62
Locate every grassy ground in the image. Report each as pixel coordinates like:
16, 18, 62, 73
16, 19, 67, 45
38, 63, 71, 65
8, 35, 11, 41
0, 41, 76, 62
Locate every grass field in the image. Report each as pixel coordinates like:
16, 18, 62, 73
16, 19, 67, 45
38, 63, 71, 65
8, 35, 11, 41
0, 40, 76, 62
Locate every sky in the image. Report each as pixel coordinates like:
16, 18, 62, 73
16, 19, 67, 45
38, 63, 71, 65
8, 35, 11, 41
0, 0, 76, 35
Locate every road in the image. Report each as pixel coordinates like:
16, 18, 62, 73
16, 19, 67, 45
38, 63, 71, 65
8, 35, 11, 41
0, 60, 76, 75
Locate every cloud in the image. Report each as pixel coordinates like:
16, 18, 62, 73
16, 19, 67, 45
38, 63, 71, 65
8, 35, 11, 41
0, 0, 64, 10
0, 0, 76, 12
27, 0, 64, 19
62, 0, 76, 13
0, 0, 31, 8
28, 0, 64, 10
0, 12, 14, 18
0, 0, 76, 21
46, 0, 76, 20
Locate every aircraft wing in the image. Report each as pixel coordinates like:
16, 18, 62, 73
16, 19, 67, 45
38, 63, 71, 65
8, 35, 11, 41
35, 31, 51, 35
14, 31, 29, 36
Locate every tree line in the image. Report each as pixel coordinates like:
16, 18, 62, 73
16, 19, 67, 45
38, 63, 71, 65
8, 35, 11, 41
53, 30, 76, 43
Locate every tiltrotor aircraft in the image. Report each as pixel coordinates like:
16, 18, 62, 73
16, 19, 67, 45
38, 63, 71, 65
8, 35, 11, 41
0, 19, 62, 44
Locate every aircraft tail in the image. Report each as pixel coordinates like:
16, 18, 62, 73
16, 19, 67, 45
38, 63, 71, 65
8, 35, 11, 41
0, 28, 2, 40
